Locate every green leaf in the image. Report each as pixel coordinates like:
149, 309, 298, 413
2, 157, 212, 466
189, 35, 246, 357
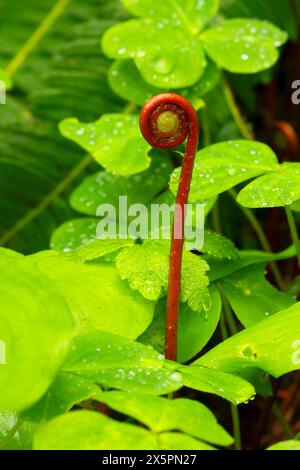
98, 391, 233, 446
51, 218, 99, 252
30, 251, 154, 340
59, 114, 150, 176
62, 331, 183, 396
109, 60, 160, 106
102, 19, 206, 88
0, 248, 74, 412
121, 0, 219, 35
170, 140, 279, 201
70, 153, 173, 216
116, 241, 211, 313
221, 264, 296, 327
202, 230, 239, 260
202, 19, 288, 74
24, 373, 101, 423
237, 163, 300, 208
139, 285, 221, 363
34, 410, 157, 450
207, 245, 296, 283
179, 365, 255, 404
109, 59, 220, 107
68, 239, 134, 263
267, 440, 300, 450
194, 302, 300, 377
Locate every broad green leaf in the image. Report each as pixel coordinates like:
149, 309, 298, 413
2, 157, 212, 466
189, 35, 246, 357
62, 331, 183, 395
102, 19, 206, 88
109, 60, 160, 106
201, 230, 239, 260
121, 0, 219, 34
116, 241, 211, 313
59, 114, 150, 175
139, 285, 221, 363
170, 141, 279, 201
99, 391, 233, 446
207, 245, 296, 283
24, 373, 101, 423
202, 19, 287, 73
221, 264, 296, 327
0, 248, 74, 412
178, 365, 255, 404
158, 433, 215, 450
0, 412, 36, 450
70, 153, 173, 215
268, 440, 300, 450
30, 251, 154, 339
34, 410, 157, 450
194, 302, 300, 377
51, 218, 99, 252
237, 163, 300, 208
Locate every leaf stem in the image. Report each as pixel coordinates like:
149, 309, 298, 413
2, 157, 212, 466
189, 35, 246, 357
285, 206, 300, 270
221, 76, 254, 141
5, 0, 72, 77
228, 189, 286, 291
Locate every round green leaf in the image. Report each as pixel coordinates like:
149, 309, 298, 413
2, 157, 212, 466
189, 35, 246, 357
59, 114, 150, 176
170, 140, 279, 201
0, 249, 74, 412
121, 0, 219, 35
237, 163, 300, 208
102, 19, 206, 88
202, 19, 288, 74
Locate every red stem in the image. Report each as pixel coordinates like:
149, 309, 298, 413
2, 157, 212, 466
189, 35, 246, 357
140, 93, 199, 361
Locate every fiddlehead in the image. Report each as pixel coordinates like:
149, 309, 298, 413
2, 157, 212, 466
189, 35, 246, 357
140, 93, 199, 361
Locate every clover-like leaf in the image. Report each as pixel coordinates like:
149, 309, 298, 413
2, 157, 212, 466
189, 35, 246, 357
194, 302, 300, 378
109, 56, 219, 107
109, 60, 160, 106
221, 263, 296, 327
237, 163, 300, 208
121, 0, 219, 35
116, 241, 211, 314
98, 391, 233, 447
0, 249, 74, 413
139, 285, 221, 363
102, 19, 206, 88
59, 114, 150, 175
30, 251, 154, 340
170, 140, 279, 201
70, 153, 173, 215
202, 19, 288, 74
62, 331, 183, 396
